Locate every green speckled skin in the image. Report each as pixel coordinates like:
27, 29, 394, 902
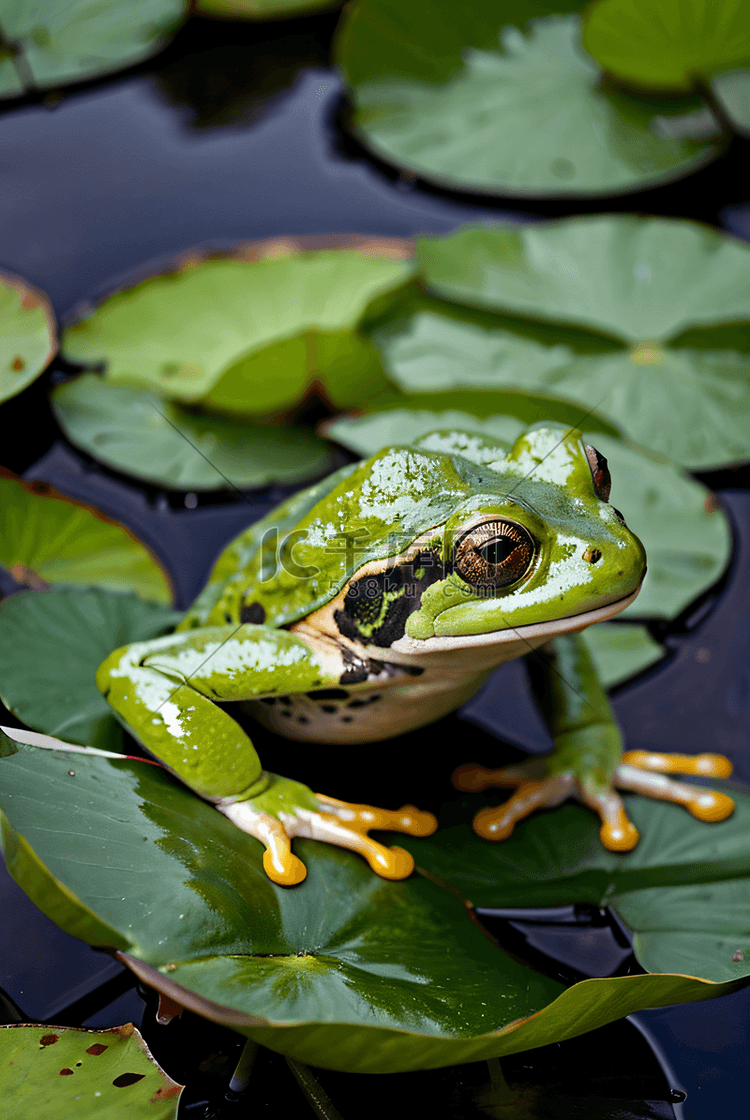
96, 426, 648, 868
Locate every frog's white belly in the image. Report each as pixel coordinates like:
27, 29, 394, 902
245, 664, 489, 743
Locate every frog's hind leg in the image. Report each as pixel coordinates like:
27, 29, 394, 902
453, 763, 575, 841
615, 755, 734, 823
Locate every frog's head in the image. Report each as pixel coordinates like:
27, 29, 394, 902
300, 425, 646, 652
396, 426, 646, 645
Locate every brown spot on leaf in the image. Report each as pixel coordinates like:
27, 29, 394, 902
115, 1024, 135, 1039
113, 1072, 146, 1088
20, 291, 42, 311
11, 356, 25, 370
86, 1043, 108, 1056
704, 493, 721, 513
39, 1034, 60, 1046
59, 1068, 74, 1076
732, 949, 744, 962
151, 1085, 183, 1101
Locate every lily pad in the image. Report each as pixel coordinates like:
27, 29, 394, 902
196, 0, 340, 17
398, 782, 750, 983
417, 217, 750, 341
0, 1022, 182, 1118
335, 2, 722, 197
0, 270, 56, 404
0, 589, 182, 749
0, 0, 188, 99
579, 622, 666, 688
0, 732, 742, 1072
415, 218, 750, 468
711, 67, 750, 135
0, 475, 172, 602
61, 249, 413, 417
582, 0, 750, 93
51, 375, 332, 491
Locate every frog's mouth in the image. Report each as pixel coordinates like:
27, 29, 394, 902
390, 582, 643, 656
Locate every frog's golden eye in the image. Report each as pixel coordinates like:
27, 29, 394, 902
453, 520, 535, 589
584, 444, 611, 502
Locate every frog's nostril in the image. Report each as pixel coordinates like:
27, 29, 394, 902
583, 547, 602, 564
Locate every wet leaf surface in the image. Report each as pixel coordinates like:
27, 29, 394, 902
0, 733, 742, 1072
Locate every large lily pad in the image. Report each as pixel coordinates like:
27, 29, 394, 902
51, 375, 332, 491
582, 0, 750, 93
0, 475, 172, 603
399, 783, 750, 984
415, 218, 750, 468
0, 0, 188, 99
0, 1022, 182, 1118
61, 248, 413, 418
0, 270, 56, 404
0, 589, 181, 749
335, 1, 722, 197
0, 732, 742, 1072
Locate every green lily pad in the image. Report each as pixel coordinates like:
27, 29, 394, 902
196, 0, 340, 17
0, 1022, 182, 1118
61, 249, 413, 418
399, 783, 750, 982
51, 375, 332, 491
0, 0, 188, 99
0, 733, 742, 1072
579, 622, 666, 688
415, 218, 750, 468
711, 67, 750, 135
418, 217, 750, 342
0, 589, 181, 749
0, 475, 172, 603
582, 0, 750, 93
0, 270, 56, 404
335, 2, 722, 197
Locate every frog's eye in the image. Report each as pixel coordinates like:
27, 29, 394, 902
584, 444, 611, 502
453, 520, 535, 590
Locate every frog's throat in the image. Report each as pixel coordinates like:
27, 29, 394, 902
390, 584, 642, 656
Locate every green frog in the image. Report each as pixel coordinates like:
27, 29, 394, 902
97, 426, 733, 886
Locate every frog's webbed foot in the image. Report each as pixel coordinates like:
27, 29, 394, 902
454, 751, 734, 852
219, 784, 437, 886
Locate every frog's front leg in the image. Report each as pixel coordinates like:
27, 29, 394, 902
453, 633, 734, 850
96, 624, 436, 885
